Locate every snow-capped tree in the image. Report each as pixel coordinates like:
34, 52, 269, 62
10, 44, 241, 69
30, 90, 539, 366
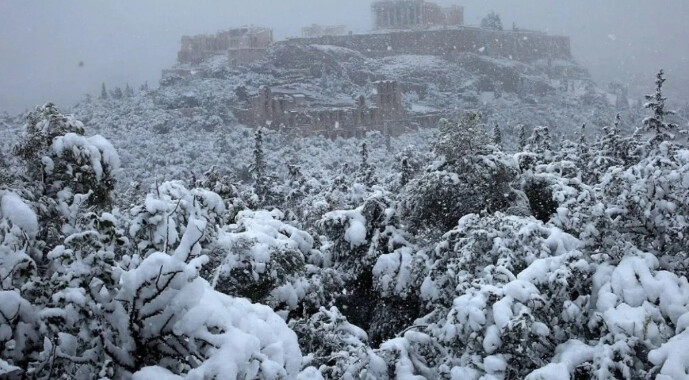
357, 141, 376, 186
111, 87, 123, 100
290, 306, 387, 379
251, 127, 268, 199
518, 124, 528, 151
395, 146, 425, 188
643, 69, 679, 146
492, 123, 503, 150
599, 141, 689, 259
481, 11, 503, 31
403, 113, 519, 231
14, 103, 119, 208
434, 113, 489, 163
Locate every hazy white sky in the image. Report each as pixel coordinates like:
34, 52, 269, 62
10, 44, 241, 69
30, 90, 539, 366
1, 0, 687, 114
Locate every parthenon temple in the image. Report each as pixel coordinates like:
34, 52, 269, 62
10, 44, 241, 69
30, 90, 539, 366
371, 0, 464, 29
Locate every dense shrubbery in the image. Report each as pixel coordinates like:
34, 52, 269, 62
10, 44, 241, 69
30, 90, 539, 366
2, 70, 689, 379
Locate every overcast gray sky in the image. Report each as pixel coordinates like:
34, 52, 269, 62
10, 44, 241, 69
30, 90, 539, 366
1, 0, 688, 114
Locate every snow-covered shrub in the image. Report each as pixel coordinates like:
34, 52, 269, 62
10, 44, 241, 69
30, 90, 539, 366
123, 249, 303, 379
14, 104, 119, 208
405, 213, 591, 378
36, 210, 127, 378
35, 198, 302, 379
393, 145, 428, 188
128, 180, 225, 257
402, 152, 519, 232
290, 306, 387, 380
600, 142, 689, 260
319, 192, 421, 344
0, 191, 40, 371
210, 209, 309, 307
0, 191, 39, 290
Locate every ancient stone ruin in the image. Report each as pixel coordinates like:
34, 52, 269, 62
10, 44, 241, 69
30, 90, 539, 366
171, 1, 574, 137
178, 26, 273, 66
301, 24, 348, 38
285, 28, 570, 62
371, 0, 464, 30
232, 81, 413, 138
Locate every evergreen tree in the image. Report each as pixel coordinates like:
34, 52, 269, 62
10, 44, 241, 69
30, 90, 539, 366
100, 82, 108, 100
404, 112, 518, 231
235, 85, 249, 102
357, 141, 376, 186
578, 123, 588, 153
481, 11, 503, 31
400, 157, 412, 187
125, 83, 134, 97
111, 87, 123, 99
395, 146, 424, 188
644, 69, 678, 144
435, 112, 489, 163
492, 123, 503, 150
518, 124, 528, 151
528, 126, 553, 155
251, 127, 267, 198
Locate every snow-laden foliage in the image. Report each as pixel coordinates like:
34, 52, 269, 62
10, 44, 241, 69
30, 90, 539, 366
402, 114, 522, 231
2, 62, 689, 379
0, 106, 303, 379
600, 142, 689, 260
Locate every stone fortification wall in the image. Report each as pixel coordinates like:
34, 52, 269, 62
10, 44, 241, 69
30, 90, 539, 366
178, 27, 273, 64
234, 81, 410, 138
281, 27, 571, 62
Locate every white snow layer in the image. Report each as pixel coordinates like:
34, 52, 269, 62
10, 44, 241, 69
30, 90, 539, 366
52, 133, 120, 181
0, 191, 38, 237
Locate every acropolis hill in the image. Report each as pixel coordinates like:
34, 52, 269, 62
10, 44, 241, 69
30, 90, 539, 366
177, 1, 571, 66
161, 1, 600, 138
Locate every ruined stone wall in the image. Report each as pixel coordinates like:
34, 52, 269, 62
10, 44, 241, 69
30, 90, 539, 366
376, 81, 405, 119
281, 28, 571, 62
372, 0, 464, 30
302, 24, 348, 38
178, 27, 273, 64
240, 82, 414, 137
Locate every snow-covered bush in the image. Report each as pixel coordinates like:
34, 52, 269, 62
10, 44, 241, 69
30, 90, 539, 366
402, 152, 519, 232
210, 209, 309, 306
14, 103, 119, 207
128, 180, 224, 257
291, 307, 387, 379
600, 142, 689, 260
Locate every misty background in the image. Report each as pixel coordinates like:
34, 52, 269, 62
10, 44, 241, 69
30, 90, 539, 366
1, 0, 687, 115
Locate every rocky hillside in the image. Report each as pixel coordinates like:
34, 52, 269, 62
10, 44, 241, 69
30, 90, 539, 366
1, 40, 640, 194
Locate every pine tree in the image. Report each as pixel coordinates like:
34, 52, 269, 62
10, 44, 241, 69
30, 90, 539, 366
125, 83, 134, 97
100, 82, 108, 100
251, 128, 267, 197
357, 141, 375, 186
396, 146, 423, 188
361, 141, 369, 168
528, 126, 553, 155
435, 112, 489, 164
111, 87, 123, 99
481, 11, 503, 31
400, 157, 412, 187
492, 123, 503, 150
643, 69, 678, 144
578, 123, 587, 152
518, 124, 528, 151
